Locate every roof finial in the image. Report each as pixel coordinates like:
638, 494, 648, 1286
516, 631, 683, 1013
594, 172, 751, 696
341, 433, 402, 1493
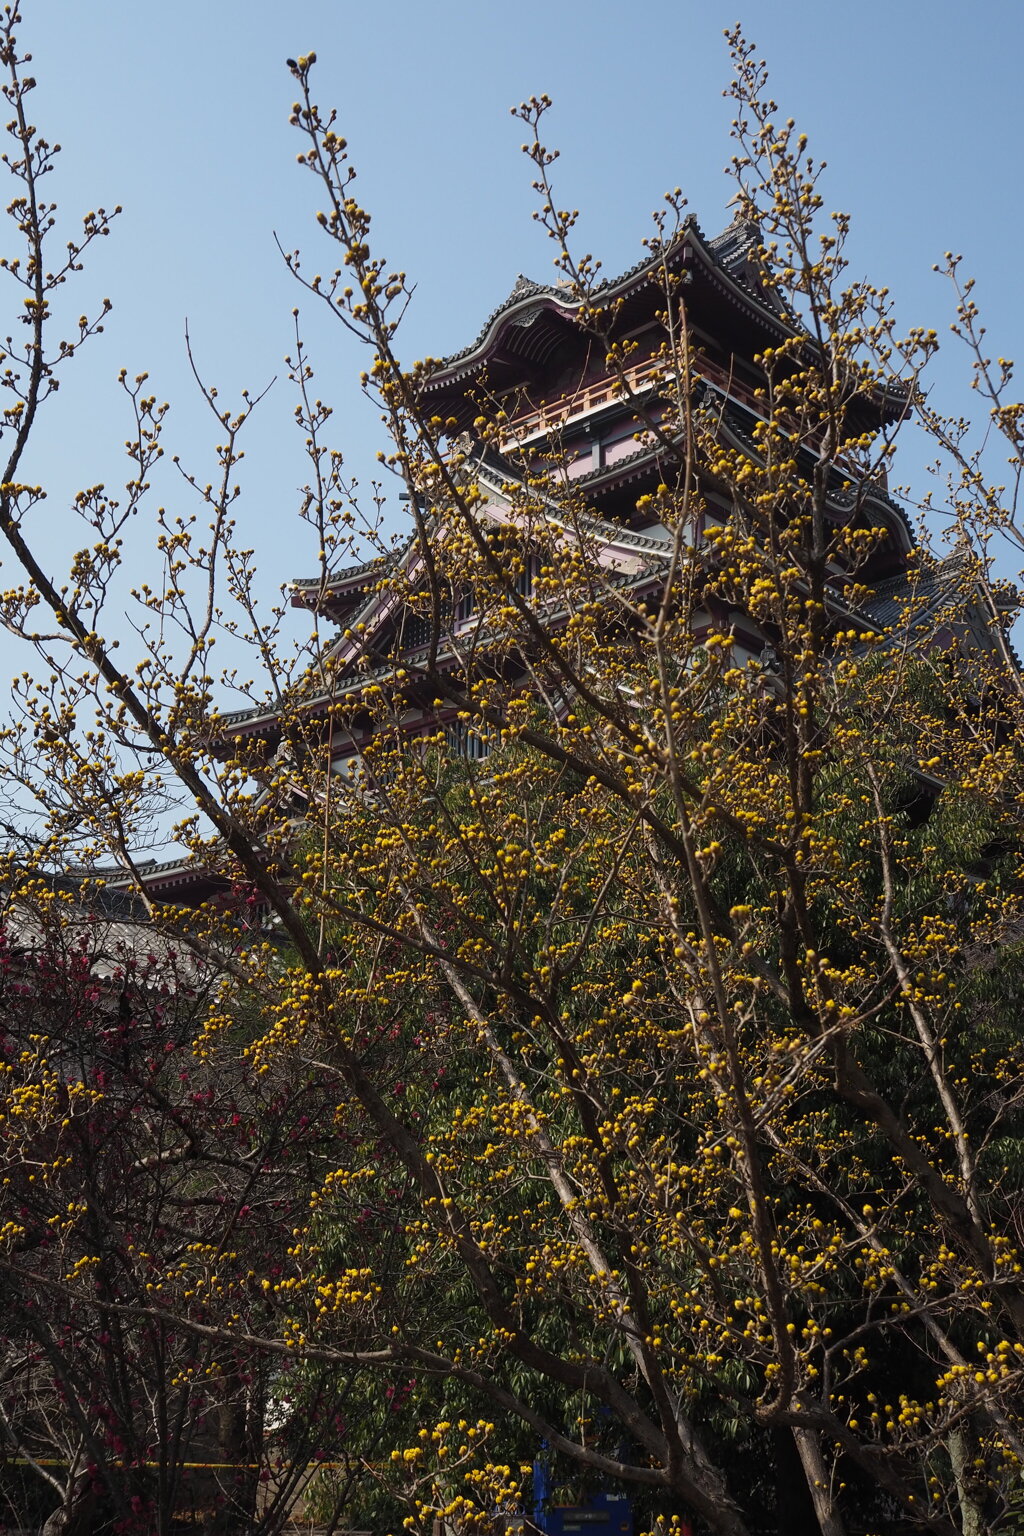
510, 273, 543, 300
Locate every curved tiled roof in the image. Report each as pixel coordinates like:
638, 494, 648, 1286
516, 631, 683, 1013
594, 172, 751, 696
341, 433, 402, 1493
859, 550, 1018, 633
427, 283, 578, 385
469, 448, 677, 558
570, 443, 656, 489
425, 214, 800, 387
424, 213, 913, 437
291, 551, 392, 594
218, 700, 280, 728
713, 399, 916, 552
96, 852, 233, 888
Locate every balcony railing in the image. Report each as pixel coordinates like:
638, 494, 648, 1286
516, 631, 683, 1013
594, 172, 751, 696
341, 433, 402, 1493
501, 350, 762, 446
496, 352, 883, 489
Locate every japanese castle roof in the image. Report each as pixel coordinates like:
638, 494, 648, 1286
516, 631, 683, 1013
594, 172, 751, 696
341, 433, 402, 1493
105, 548, 1014, 903
861, 549, 1017, 635
423, 213, 797, 390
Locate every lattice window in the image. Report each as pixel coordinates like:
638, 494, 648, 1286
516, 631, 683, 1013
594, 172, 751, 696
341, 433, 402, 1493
445, 722, 492, 761
513, 553, 538, 599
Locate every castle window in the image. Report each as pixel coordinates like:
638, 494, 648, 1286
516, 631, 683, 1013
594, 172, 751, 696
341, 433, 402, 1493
402, 613, 432, 650
445, 721, 492, 761
401, 596, 454, 652
514, 553, 537, 599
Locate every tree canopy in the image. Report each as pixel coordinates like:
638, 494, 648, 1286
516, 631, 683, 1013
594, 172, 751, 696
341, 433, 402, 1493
1, 9, 1024, 1535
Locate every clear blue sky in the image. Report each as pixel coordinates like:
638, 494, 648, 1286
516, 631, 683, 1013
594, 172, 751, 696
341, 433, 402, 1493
5, 0, 1023, 704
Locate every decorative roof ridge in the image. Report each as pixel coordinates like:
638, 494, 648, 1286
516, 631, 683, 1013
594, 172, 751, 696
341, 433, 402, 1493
865, 548, 1019, 615
508, 273, 551, 302
431, 275, 572, 373
707, 212, 760, 253
681, 217, 800, 330
427, 212, 803, 383
867, 549, 976, 597
564, 443, 656, 487
291, 551, 394, 593
470, 447, 676, 556
78, 853, 213, 883
134, 854, 201, 876
714, 401, 916, 548
704, 213, 798, 323
219, 700, 278, 727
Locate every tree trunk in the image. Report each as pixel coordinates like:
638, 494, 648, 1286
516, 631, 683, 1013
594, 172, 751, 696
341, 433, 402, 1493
40, 1472, 102, 1536
948, 1425, 984, 1536
793, 1428, 845, 1536
209, 1374, 261, 1535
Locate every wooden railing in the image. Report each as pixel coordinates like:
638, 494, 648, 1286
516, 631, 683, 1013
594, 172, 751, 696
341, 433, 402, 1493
695, 352, 761, 415
496, 353, 884, 489
501, 350, 762, 444
504, 354, 666, 440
